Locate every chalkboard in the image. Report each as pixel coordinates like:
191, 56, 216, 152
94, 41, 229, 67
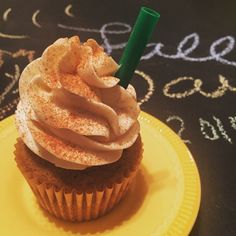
0, 0, 236, 235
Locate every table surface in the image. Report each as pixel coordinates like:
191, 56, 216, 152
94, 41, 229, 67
0, 0, 236, 235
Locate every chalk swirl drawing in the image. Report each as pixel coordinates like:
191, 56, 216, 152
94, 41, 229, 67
58, 22, 131, 54
149, 33, 236, 67
58, 22, 236, 67
0, 98, 19, 120
3, 8, 11, 21
213, 116, 232, 143
0, 49, 35, 64
163, 77, 198, 99
166, 115, 191, 144
0, 32, 28, 39
163, 75, 236, 99
32, 10, 42, 28
0, 64, 20, 105
65, 4, 75, 18
135, 70, 154, 105
1, 3, 236, 67
1, 8, 29, 39
58, 24, 101, 33
2, 8, 236, 68
0, 49, 35, 118
165, 114, 236, 144
199, 116, 234, 143
229, 116, 236, 130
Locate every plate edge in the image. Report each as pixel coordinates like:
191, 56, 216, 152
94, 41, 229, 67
139, 111, 201, 236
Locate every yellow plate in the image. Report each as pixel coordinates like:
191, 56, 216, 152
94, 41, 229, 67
0, 112, 201, 236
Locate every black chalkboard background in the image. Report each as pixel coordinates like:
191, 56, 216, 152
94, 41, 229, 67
1, 0, 236, 235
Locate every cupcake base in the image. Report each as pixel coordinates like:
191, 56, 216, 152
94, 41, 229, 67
15, 136, 143, 222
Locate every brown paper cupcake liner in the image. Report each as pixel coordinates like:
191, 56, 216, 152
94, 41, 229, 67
26, 175, 134, 222
15, 137, 143, 222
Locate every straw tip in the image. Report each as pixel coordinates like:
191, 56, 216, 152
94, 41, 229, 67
141, 7, 160, 19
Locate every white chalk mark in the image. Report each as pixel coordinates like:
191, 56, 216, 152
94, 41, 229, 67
58, 22, 131, 34
199, 118, 219, 141
65, 4, 75, 17
0, 49, 35, 70
228, 83, 236, 92
163, 74, 236, 99
5, 72, 14, 79
178, 33, 200, 56
0, 32, 28, 39
58, 24, 100, 33
58, 22, 236, 67
0, 64, 20, 105
135, 70, 154, 106
12, 88, 19, 94
58, 22, 131, 54
3, 8, 12, 21
0, 98, 19, 120
155, 33, 236, 67
163, 77, 199, 99
213, 116, 232, 144
141, 43, 158, 60
166, 115, 191, 144
32, 10, 41, 28
229, 116, 236, 130
100, 22, 131, 54
0, 49, 11, 55
198, 75, 229, 98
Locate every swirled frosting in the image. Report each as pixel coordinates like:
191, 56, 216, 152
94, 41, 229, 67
15, 36, 140, 170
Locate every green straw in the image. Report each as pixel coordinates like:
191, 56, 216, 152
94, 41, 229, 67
116, 7, 160, 88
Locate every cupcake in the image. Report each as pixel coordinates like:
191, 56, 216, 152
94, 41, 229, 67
15, 36, 142, 222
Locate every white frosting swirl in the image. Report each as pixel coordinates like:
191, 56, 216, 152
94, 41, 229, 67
15, 36, 140, 170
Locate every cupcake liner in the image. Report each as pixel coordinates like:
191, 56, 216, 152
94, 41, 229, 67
15, 137, 143, 222
25, 175, 135, 222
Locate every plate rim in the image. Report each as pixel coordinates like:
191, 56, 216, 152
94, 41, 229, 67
0, 112, 201, 236
139, 112, 201, 236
